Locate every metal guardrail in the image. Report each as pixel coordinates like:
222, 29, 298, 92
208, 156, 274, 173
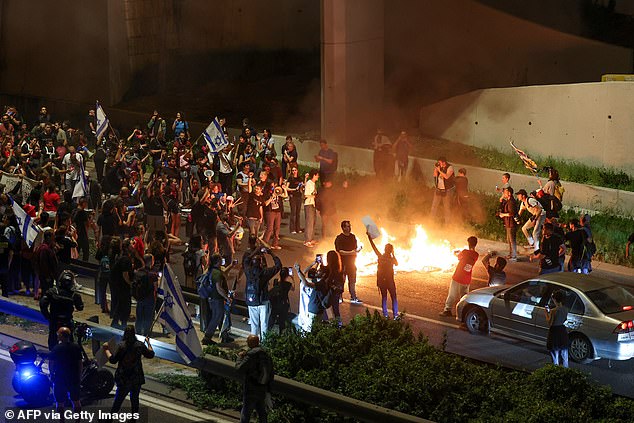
0, 296, 431, 423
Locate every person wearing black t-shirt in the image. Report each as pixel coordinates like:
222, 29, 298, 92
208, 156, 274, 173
246, 185, 264, 238
626, 232, 634, 260
49, 327, 83, 419
334, 220, 362, 304
268, 267, 295, 332
531, 223, 565, 275
142, 179, 166, 242
565, 219, 587, 273
111, 239, 134, 329
285, 167, 303, 234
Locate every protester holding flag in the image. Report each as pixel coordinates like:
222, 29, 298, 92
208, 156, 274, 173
158, 263, 203, 363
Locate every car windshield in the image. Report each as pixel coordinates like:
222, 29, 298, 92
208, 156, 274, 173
586, 286, 634, 315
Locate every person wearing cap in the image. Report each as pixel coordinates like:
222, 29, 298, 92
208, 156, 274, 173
40, 270, 84, 350
48, 326, 83, 421
516, 189, 545, 250
431, 156, 455, 226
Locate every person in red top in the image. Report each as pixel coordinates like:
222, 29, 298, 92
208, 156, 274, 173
440, 236, 479, 317
42, 184, 60, 218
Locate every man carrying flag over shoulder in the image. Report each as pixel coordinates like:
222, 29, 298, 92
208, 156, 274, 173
157, 263, 203, 364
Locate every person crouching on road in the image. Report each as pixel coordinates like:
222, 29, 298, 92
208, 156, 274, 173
439, 236, 479, 317
49, 326, 83, 422
244, 247, 282, 340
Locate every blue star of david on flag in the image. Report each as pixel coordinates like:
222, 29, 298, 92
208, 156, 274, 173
158, 264, 203, 364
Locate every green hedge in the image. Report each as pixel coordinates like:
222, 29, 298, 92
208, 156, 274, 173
159, 312, 634, 422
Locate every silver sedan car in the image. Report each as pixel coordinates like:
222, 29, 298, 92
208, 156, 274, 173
456, 273, 634, 363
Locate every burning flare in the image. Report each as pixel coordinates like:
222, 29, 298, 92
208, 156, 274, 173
356, 226, 458, 276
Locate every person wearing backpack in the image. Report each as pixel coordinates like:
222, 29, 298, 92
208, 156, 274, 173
236, 334, 274, 423
244, 248, 282, 341
103, 325, 155, 419
200, 254, 231, 345
516, 189, 545, 250
133, 254, 158, 336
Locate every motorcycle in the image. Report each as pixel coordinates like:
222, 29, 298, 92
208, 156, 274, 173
74, 322, 115, 399
10, 341, 51, 405
9, 324, 115, 405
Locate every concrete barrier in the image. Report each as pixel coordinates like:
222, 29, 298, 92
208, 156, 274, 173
291, 139, 634, 216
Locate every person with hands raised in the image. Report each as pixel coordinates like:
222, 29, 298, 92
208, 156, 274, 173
367, 232, 399, 319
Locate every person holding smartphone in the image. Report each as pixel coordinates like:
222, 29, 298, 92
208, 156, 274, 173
268, 267, 295, 332
545, 290, 569, 368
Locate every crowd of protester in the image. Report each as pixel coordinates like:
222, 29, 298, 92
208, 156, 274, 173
0, 104, 356, 340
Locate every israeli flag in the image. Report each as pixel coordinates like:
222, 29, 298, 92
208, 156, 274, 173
7, 195, 41, 248
72, 159, 89, 200
158, 264, 203, 364
203, 117, 229, 155
95, 101, 109, 140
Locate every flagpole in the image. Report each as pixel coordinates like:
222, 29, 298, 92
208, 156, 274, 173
149, 300, 166, 336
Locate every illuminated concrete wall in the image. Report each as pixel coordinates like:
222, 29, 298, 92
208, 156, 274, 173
291, 139, 634, 216
419, 82, 634, 175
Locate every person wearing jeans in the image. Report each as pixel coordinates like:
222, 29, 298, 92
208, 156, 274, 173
286, 167, 304, 234
303, 170, 319, 247
244, 249, 282, 341
498, 187, 518, 262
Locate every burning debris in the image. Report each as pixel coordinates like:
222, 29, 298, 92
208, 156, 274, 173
356, 225, 459, 276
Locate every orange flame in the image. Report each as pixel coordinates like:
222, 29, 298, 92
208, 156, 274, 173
356, 225, 458, 276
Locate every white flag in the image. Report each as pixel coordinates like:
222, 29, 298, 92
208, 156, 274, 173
95, 101, 110, 140
158, 264, 203, 364
202, 117, 229, 155
8, 195, 41, 248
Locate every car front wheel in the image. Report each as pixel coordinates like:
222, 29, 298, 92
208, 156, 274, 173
464, 307, 488, 335
569, 333, 593, 364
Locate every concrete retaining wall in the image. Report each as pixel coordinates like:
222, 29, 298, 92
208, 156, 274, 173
419, 82, 634, 175
292, 139, 634, 216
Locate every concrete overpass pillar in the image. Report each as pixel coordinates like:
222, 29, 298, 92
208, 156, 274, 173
321, 0, 384, 146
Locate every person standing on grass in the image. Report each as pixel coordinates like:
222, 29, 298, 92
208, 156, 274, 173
626, 232, 634, 259
367, 232, 399, 319
440, 236, 479, 317
431, 156, 455, 226
497, 187, 518, 262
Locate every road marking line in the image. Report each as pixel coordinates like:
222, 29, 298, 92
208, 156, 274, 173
357, 302, 461, 329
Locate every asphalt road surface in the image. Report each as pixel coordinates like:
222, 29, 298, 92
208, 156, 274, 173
73, 223, 634, 399
0, 334, 237, 423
